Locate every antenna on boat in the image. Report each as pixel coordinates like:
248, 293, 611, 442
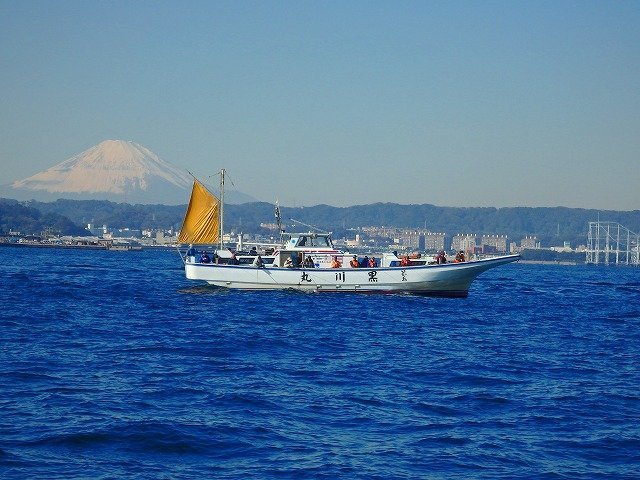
289, 218, 326, 234
275, 200, 284, 245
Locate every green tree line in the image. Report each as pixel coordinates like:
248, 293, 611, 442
2, 197, 638, 247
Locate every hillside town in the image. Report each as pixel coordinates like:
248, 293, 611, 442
1, 220, 582, 258
4, 207, 639, 266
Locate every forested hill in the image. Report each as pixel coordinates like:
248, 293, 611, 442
273, 203, 640, 246
233, 203, 638, 246
2, 197, 638, 246
0, 199, 87, 236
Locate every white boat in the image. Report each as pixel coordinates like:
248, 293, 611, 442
177, 172, 520, 296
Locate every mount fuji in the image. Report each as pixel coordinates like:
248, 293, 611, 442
6, 140, 256, 205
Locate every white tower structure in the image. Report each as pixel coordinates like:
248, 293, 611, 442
586, 221, 639, 266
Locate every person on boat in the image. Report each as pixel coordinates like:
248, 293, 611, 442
400, 255, 411, 267
349, 255, 360, 268
291, 252, 301, 268
454, 251, 465, 263
360, 256, 369, 268
249, 246, 257, 256
303, 256, 315, 268
253, 255, 265, 267
187, 245, 197, 260
331, 256, 342, 268
368, 256, 377, 268
200, 251, 211, 263
284, 257, 294, 268
435, 250, 447, 264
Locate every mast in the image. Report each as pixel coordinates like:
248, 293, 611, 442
219, 168, 225, 249
275, 200, 284, 245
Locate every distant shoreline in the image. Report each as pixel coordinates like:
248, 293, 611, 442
0, 241, 105, 250
1, 242, 583, 264
519, 260, 578, 265
0, 242, 155, 251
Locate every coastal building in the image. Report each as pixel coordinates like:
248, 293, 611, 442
510, 236, 540, 254
521, 236, 539, 249
347, 234, 364, 248
550, 241, 573, 253
452, 234, 508, 254
393, 230, 422, 250
481, 234, 508, 253
423, 232, 446, 251
361, 227, 445, 252
114, 228, 142, 238
86, 223, 108, 237
452, 234, 477, 253
392, 230, 446, 252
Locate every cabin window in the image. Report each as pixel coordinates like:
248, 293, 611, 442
313, 236, 331, 247
294, 235, 332, 247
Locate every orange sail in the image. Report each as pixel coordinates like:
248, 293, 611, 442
178, 179, 220, 244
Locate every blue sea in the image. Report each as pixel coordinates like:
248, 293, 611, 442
1, 246, 639, 479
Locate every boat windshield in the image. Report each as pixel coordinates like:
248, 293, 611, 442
296, 235, 333, 248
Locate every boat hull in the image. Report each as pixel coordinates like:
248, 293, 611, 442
184, 255, 520, 296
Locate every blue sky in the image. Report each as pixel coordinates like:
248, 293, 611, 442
1, 1, 639, 210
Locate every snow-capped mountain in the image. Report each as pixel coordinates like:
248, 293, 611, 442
7, 140, 255, 205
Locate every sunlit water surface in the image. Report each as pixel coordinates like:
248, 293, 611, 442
1, 246, 639, 479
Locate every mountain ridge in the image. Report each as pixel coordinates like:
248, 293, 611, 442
2, 197, 637, 248
7, 140, 256, 205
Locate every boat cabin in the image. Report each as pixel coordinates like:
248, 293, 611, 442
285, 232, 336, 251
185, 231, 403, 269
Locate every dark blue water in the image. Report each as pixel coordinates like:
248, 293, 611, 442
1, 246, 639, 479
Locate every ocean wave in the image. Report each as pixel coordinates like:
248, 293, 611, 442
1, 248, 639, 479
